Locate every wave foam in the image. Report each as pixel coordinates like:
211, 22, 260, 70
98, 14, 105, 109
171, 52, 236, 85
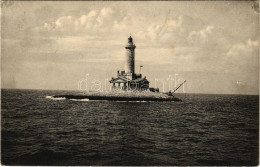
46, 96, 66, 100
69, 99, 90, 102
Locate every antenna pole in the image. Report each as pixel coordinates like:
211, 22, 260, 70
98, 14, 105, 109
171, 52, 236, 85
139, 65, 143, 74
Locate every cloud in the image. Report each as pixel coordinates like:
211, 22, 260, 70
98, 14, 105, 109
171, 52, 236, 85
188, 26, 214, 41
227, 39, 259, 57
113, 15, 132, 30
40, 7, 131, 34
138, 16, 183, 41
27, 11, 258, 74
135, 15, 224, 72
137, 15, 215, 46
224, 39, 259, 74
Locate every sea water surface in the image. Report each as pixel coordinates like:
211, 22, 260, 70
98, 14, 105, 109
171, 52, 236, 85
1, 89, 259, 165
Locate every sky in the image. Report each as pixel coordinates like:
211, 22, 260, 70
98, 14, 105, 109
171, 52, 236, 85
1, 1, 259, 94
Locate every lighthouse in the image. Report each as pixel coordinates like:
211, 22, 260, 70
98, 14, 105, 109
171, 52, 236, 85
125, 36, 136, 74
109, 36, 150, 91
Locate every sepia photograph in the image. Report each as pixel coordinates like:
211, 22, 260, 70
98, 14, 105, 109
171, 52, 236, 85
1, 0, 259, 166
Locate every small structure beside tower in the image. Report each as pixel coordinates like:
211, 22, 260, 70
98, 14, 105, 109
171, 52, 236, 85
109, 36, 150, 91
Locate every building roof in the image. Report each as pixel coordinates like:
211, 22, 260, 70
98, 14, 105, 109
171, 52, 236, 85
109, 77, 128, 83
109, 77, 149, 83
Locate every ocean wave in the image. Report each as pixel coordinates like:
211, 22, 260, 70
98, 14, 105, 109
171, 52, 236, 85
45, 96, 66, 100
112, 100, 163, 102
69, 99, 90, 102
2, 149, 70, 165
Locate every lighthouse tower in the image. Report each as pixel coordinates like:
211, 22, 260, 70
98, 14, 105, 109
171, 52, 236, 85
125, 36, 136, 75
109, 36, 150, 91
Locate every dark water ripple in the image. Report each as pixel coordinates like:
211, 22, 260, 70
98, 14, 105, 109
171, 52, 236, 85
1, 89, 259, 165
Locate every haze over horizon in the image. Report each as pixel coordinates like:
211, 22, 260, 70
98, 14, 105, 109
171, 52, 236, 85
1, 1, 259, 95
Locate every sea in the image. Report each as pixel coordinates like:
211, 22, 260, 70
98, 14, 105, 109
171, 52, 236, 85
1, 89, 259, 165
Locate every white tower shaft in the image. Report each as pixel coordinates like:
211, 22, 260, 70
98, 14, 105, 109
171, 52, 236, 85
125, 36, 136, 74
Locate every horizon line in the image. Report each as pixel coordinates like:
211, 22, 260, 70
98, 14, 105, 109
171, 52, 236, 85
1, 87, 259, 96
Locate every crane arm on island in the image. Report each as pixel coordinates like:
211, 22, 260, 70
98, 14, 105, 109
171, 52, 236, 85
171, 80, 186, 94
